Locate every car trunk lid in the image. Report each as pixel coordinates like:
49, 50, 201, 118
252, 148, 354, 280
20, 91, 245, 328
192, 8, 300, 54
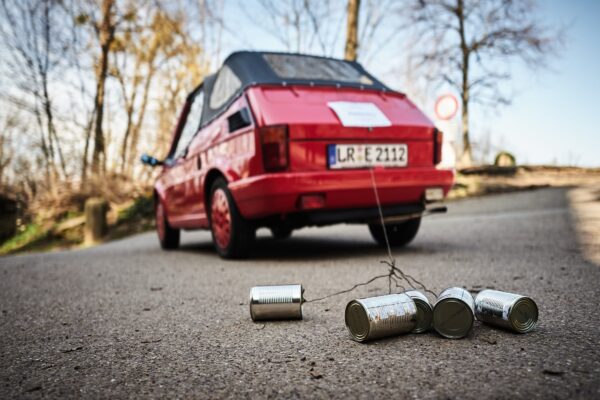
248, 86, 434, 139
246, 85, 437, 171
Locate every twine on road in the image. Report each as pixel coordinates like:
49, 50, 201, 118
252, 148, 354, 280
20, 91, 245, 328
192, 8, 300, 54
304, 167, 436, 304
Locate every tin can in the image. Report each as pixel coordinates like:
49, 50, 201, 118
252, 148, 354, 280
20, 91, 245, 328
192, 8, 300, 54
249, 284, 303, 321
474, 289, 538, 333
433, 287, 475, 339
345, 293, 417, 342
405, 290, 434, 333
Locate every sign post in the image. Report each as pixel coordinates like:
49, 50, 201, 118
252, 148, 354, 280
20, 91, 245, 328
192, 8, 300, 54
433, 94, 460, 169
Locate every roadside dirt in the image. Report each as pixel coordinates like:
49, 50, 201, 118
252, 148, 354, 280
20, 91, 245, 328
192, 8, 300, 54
568, 184, 600, 266
449, 165, 600, 199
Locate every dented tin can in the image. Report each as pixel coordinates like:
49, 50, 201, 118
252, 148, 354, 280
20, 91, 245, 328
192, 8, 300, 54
433, 287, 475, 339
405, 290, 434, 333
345, 293, 417, 342
249, 284, 303, 321
474, 289, 538, 333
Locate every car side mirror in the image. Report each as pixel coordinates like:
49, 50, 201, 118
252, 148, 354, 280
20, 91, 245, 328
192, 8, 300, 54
141, 153, 163, 167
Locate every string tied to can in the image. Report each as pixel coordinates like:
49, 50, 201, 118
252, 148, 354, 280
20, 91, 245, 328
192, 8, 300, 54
304, 167, 436, 304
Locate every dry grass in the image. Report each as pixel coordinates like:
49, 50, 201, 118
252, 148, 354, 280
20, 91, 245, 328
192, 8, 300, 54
568, 185, 600, 266
448, 165, 600, 199
1, 174, 154, 255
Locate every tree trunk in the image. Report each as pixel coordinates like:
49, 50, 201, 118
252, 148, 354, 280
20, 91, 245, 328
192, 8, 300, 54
125, 100, 148, 177
33, 103, 53, 183
120, 106, 134, 174
125, 66, 155, 177
42, 79, 67, 179
461, 47, 472, 166
80, 105, 96, 186
41, 0, 67, 180
91, 0, 115, 175
344, 0, 360, 61
461, 87, 471, 166
456, 0, 472, 166
117, 67, 139, 175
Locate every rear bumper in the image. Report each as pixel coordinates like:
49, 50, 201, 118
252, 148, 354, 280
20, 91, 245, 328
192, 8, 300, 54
229, 167, 454, 220
291, 203, 426, 227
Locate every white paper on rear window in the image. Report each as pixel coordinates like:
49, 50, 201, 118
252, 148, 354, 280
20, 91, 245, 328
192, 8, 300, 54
327, 101, 392, 127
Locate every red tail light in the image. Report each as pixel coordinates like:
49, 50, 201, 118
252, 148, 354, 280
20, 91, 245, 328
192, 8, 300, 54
433, 129, 443, 165
260, 125, 288, 171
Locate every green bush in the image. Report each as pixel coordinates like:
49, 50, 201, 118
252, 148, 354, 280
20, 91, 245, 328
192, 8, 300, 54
0, 223, 46, 255
494, 151, 516, 167
117, 195, 154, 223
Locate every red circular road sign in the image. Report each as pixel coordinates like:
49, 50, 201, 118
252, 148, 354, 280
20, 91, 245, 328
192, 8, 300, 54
435, 94, 459, 120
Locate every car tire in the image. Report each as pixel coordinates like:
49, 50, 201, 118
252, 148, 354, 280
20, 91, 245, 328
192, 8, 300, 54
270, 225, 293, 240
368, 217, 421, 248
156, 200, 180, 250
209, 178, 256, 259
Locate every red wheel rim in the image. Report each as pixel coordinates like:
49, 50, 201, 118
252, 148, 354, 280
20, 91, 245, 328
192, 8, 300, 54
156, 202, 166, 242
211, 188, 232, 249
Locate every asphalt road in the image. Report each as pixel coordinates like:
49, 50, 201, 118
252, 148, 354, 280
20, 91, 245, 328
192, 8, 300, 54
1, 188, 599, 399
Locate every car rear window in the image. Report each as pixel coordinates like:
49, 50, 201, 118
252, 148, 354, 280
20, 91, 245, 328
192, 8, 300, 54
263, 53, 373, 85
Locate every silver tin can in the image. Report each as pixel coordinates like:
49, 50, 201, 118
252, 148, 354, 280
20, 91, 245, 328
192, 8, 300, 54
405, 290, 434, 333
249, 284, 303, 321
433, 287, 475, 339
474, 289, 538, 333
345, 293, 417, 342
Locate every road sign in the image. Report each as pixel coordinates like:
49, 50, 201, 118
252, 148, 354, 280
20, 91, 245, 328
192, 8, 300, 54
435, 94, 459, 121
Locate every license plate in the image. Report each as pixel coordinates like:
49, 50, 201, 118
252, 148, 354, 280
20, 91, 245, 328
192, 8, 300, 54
328, 144, 408, 169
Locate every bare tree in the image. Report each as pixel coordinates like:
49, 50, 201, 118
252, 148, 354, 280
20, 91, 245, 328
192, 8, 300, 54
0, 0, 212, 225
238, 0, 401, 64
240, 0, 344, 55
404, 0, 563, 166
358, 0, 404, 64
197, 0, 227, 67
90, 0, 116, 175
113, 6, 202, 177
0, 112, 17, 187
0, 0, 70, 181
344, 0, 360, 61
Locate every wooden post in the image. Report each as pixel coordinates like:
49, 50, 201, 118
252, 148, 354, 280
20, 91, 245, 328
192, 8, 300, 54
84, 198, 108, 245
344, 0, 360, 61
0, 195, 18, 242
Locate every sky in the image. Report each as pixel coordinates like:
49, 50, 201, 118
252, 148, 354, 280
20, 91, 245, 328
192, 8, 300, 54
213, 0, 600, 167
477, 0, 600, 167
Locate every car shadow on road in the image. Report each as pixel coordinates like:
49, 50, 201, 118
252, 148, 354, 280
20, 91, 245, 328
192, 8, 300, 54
178, 234, 446, 262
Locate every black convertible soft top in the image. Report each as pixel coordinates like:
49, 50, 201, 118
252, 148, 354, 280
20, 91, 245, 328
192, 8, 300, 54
196, 51, 392, 127
223, 51, 389, 90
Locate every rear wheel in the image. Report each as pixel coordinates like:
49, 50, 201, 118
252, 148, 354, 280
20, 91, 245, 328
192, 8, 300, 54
156, 201, 180, 250
209, 178, 255, 259
368, 218, 421, 248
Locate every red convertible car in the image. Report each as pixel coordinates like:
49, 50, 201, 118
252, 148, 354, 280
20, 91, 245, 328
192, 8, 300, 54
142, 51, 454, 258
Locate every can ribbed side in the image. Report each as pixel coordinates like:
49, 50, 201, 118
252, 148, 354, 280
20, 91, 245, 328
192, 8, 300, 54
255, 286, 297, 305
346, 293, 417, 342
474, 289, 538, 333
366, 301, 415, 338
405, 290, 434, 333
249, 284, 303, 321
